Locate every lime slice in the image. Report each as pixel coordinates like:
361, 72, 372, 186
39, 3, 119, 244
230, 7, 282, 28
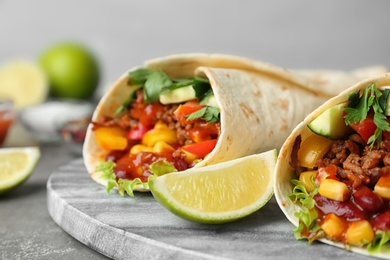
0, 147, 40, 194
0, 60, 49, 109
149, 149, 277, 224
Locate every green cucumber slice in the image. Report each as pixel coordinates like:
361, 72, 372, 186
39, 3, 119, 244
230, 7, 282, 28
308, 103, 352, 139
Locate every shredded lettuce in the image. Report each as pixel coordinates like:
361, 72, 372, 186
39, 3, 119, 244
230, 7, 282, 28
149, 160, 178, 176
95, 159, 178, 197
289, 176, 323, 243
95, 160, 149, 197
368, 231, 390, 254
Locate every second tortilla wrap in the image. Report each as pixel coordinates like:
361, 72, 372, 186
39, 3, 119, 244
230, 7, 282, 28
275, 73, 390, 258
83, 53, 386, 191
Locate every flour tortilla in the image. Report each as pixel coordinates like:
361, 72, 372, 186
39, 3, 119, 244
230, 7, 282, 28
82, 53, 386, 190
274, 73, 390, 258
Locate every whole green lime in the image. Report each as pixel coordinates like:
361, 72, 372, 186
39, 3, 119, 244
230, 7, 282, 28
39, 42, 100, 99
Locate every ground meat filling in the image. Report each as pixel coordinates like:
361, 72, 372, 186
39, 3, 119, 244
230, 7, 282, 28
316, 134, 390, 189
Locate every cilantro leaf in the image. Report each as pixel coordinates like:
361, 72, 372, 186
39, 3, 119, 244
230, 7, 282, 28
114, 85, 142, 115
160, 77, 209, 95
128, 68, 155, 85
186, 106, 220, 123
344, 83, 390, 147
143, 70, 172, 103
344, 84, 373, 124
199, 88, 214, 106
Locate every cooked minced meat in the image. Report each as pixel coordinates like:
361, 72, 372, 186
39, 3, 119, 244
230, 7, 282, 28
316, 135, 390, 188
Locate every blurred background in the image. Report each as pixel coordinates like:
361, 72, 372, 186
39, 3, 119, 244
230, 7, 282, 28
1, 0, 390, 149
2, 0, 390, 96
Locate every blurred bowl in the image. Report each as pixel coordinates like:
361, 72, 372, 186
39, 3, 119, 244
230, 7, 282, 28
19, 99, 93, 144
56, 113, 91, 156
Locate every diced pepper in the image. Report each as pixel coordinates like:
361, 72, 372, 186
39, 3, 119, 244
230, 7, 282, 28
181, 139, 217, 158
174, 101, 204, 125
349, 116, 377, 143
94, 126, 128, 151
298, 134, 334, 168
127, 123, 153, 141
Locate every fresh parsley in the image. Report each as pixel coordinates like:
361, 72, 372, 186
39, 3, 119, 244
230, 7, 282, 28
344, 83, 390, 148
186, 106, 220, 123
127, 68, 211, 104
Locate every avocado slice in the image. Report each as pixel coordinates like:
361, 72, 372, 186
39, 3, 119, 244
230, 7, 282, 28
159, 85, 196, 104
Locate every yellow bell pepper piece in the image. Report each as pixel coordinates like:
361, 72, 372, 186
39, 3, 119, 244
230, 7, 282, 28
94, 126, 128, 151
298, 134, 334, 168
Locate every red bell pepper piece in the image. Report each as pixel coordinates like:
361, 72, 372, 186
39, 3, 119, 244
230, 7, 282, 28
127, 123, 153, 141
181, 139, 217, 158
174, 101, 204, 125
349, 116, 377, 143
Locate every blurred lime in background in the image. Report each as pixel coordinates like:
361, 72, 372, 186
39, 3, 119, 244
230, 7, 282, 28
0, 60, 49, 109
39, 42, 100, 100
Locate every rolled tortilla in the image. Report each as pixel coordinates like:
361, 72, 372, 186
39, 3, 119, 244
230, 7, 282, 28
275, 73, 390, 258
83, 53, 386, 190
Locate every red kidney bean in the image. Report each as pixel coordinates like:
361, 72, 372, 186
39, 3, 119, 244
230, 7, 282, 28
352, 186, 384, 214
371, 210, 390, 231
314, 194, 366, 221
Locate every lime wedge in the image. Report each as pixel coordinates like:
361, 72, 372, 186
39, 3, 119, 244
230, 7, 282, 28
149, 149, 277, 224
0, 147, 41, 194
0, 60, 49, 109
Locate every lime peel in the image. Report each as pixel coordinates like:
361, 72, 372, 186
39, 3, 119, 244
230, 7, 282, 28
149, 149, 277, 224
0, 147, 41, 194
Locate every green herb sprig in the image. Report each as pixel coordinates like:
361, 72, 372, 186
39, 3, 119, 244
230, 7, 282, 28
344, 83, 390, 148
186, 106, 220, 123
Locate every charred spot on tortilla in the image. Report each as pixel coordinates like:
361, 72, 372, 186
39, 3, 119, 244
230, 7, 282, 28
252, 89, 261, 97
280, 98, 288, 110
279, 124, 288, 132
239, 102, 254, 118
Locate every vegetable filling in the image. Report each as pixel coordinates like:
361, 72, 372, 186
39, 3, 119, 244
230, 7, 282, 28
290, 83, 390, 252
93, 68, 221, 196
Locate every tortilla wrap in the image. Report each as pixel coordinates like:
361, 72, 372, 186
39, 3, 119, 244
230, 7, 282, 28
274, 73, 390, 258
83, 53, 386, 190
